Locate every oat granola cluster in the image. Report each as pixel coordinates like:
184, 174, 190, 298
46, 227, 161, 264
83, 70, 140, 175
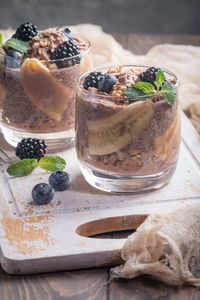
28, 29, 67, 61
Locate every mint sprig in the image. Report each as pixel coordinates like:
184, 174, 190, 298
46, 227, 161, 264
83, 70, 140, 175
161, 82, 176, 105
7, 159, 38, 177
39, 156, 66, 172
5, 38, 28, 54
0, 33, 3, 45
123, 70, 176, 105
154, 70, 165, 91
6, 155, 66, 177
134, 82, 155, 95
123, 86, 146, 99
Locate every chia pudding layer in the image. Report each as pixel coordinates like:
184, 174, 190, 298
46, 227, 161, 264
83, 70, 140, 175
76, 66, 180, 176
0, 26, 92, 135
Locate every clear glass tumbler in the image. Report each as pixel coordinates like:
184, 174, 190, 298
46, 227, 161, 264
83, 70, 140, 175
75, 65, 181, 193
0, 39, 92, 151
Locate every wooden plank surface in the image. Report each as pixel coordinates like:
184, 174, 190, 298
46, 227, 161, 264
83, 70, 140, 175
1, 33, 200, 300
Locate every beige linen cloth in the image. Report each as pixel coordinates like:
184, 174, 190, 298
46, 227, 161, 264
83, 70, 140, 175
111, 205, 200, 288
1, 24, 200, 131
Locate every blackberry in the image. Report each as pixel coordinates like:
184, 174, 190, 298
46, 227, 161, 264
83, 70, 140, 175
83, 72, 104, 90
32, 183, 54, 205
139, 67, 163, 86
51, 40, 80, 68
12, 22, 38, 42
15, 138, 47, 160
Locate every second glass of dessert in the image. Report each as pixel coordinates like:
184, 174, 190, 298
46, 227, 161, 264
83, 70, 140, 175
76, 65, 181, 193
0, 23, 92, 150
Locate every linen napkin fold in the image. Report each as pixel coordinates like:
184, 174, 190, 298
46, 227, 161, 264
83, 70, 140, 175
111, 205, 200, 287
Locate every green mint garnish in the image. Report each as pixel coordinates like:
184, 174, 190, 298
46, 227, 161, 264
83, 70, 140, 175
134, 82, 155, 95
154, 70, 165, 91
0, 33, 3, 45
6, 159, 37, 177
39, 155, 66, 172
123, 69, 176, 105
6, 155, 66, 177
5, 38, 28, 54
123, 86, 146, 98
161, 82, 176, 105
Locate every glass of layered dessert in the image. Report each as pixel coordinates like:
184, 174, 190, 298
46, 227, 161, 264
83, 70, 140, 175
0, 23, 92, 150
76, 65, 180, 193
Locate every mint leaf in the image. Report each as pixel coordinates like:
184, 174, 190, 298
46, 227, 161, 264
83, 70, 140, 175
6, 159, 38, 177
155, 70, 165, 89
134, 82, 155, 95
123, 86, 147, 99
5, 38, 28, 54
39, 155, 66, 172
161, 82, 176, 105
154, 81, 160, 90
0, 33, 3, 44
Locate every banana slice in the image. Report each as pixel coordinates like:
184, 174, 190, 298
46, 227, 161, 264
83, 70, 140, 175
87, 101, 153, 155
21, 58, 74, 121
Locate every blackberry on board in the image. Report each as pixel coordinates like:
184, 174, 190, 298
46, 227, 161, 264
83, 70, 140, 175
15, 138, 47, 160
139, 67, 165, 87
12, 22, 38, 42
51, 40, 80, 68
83, 72, 104, 90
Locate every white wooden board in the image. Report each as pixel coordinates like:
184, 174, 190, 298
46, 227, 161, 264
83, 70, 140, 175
0, 112, 200, 274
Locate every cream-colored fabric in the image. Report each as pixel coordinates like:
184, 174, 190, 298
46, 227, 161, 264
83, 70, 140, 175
1, 24, 200, 129
111, 205, 200, 287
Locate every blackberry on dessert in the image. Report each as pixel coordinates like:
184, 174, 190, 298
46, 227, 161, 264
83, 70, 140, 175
51, 40, 80, 68
83, 72, 104, 89
12, 22, 38, 42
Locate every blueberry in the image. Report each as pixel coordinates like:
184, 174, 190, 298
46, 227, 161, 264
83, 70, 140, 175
49, 171, 71, 191
32, 183, 54, 205
5, 51, 23, 69
61, 27, 73, 40
98, 74, 117, 94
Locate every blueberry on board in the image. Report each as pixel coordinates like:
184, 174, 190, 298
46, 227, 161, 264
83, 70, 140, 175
61, 27, 73, 40
32, 183, 54, 205
5, 51, 23, 69
49, 171, 71, 191
98, 74, 117, 94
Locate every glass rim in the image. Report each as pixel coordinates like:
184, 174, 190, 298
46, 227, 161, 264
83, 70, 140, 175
78, 64, 178, 100
0, 37, 91, 64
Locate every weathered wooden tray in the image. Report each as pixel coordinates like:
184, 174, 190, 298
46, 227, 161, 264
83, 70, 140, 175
0, 113, 199, 274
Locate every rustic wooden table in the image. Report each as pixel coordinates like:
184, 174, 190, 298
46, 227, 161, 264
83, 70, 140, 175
1, 33, 200, 300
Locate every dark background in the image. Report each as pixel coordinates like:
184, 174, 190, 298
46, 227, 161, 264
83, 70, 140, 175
0, 0, 199, 34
